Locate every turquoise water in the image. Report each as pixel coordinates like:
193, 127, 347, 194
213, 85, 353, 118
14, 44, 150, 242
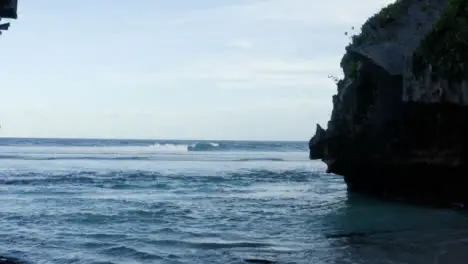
0, 138, 468, 264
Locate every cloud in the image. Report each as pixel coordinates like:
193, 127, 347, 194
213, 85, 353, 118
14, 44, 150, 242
98, 55, 342, 90
0, 95, 331, 140
226, 39, 254, 49
94, 0, 397, 92
244, 0, 395, 26
0, 0, 399, 139
136, 0, 395, 29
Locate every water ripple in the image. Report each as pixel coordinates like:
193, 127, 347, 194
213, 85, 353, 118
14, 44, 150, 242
1, 160, 467, 264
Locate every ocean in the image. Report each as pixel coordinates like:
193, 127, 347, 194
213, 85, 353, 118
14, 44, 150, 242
0, 138, 468, 264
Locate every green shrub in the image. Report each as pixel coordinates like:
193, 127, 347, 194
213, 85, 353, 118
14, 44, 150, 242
344, 0, 411, 50
348, 60, 358, 80
375, 0, 412, 27
416, 0, 468, 80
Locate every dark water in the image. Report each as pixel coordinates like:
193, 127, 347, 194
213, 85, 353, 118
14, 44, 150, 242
0, 138, 467, 264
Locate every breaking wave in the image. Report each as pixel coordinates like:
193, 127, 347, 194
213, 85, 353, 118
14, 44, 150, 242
147, 141, 304, 152
150, 142, 290, 152
147, 142, 221, 152
188, 142, 221, 151
0, 140, 310, 162
0, 138, 308, 153
148, 143, 189, 152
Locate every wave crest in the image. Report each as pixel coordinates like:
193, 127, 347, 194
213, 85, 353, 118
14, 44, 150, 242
188, 142, 221, 152
147, 142, 222, 152
148, 143, 188, 152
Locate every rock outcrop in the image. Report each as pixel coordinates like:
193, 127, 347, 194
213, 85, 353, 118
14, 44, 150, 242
0, 0, 17, 19
309, 0, 468, 206
0, 0, 18, 35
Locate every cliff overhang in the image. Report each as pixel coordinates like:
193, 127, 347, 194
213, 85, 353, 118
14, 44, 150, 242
309, 0, 468, 207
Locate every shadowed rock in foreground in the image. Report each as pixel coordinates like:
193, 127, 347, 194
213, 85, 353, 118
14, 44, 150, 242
244, 259, 276, 264
0, 256, 24, 264
309, 0, 468, 207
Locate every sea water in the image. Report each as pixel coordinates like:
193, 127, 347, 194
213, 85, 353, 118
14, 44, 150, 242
0, 138, 467, 264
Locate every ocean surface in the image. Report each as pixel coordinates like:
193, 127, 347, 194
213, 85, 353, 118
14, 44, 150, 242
0, 138, 468, 264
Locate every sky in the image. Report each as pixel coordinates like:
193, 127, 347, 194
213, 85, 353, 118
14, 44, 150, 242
0, 0, 394, 140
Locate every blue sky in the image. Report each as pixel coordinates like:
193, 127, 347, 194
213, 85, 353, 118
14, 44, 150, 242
0, 0, 393, 140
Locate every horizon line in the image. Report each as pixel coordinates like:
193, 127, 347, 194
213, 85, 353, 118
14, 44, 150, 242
0, 136, 309, 143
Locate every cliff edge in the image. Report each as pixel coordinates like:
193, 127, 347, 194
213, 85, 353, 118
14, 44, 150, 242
309, 0, 468, 206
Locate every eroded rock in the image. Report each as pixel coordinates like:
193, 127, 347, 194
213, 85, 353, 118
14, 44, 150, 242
309, 0, 468, 206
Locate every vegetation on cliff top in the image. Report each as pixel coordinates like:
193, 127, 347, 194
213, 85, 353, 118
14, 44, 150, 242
375, 0, 412, 28
415, 0, 468, 80
340, 0, 411, 81
347, 0, 411, 48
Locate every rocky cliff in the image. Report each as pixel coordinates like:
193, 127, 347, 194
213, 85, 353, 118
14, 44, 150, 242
309, 0, 468, 207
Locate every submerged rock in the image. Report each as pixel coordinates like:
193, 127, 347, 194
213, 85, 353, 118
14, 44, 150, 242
309, 0, 468, 206
0, 256, 24, 264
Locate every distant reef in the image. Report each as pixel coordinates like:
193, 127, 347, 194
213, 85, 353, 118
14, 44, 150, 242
309, 0, 468, 207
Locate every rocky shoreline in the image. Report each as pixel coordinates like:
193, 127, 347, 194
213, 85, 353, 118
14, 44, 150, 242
309, 0, 468, 207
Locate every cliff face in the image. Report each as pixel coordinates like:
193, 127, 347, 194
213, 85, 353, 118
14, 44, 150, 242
309, 0, 468, 206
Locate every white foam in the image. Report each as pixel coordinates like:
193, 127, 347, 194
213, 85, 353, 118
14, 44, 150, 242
148, 143, 188, 152
0, 143, 189, 155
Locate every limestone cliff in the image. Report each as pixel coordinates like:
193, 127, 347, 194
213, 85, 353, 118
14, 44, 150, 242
309, 0, 468, 206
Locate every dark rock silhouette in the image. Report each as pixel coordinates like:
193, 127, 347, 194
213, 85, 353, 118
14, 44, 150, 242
0, 0, 17, 35
244, 258, 276, 264
309, 0, 468, 206
0, 0, 18, 19
0, 256, 24, 264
